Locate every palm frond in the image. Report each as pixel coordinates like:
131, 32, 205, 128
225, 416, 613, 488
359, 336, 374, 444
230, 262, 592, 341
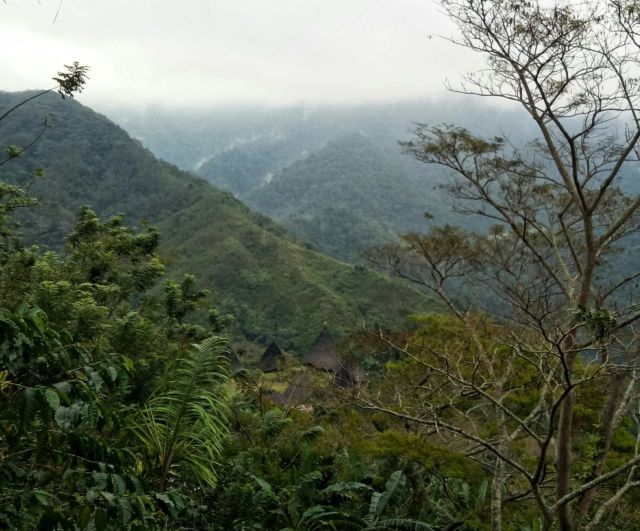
129, 336, 230, 490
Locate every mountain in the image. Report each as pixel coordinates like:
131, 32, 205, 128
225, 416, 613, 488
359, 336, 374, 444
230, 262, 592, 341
243, 133, 445, 261
107, 100, 532, 261
0, 91, 435, 350
107, 100, 535, 178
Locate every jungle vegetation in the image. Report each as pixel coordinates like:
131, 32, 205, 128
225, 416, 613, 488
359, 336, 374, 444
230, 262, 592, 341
6, 1, 640, 530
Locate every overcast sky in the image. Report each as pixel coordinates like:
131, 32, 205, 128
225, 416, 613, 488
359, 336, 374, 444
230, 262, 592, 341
0, 0, 478, 110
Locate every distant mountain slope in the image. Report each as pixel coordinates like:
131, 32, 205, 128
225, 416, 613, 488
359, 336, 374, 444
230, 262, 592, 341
197, 136, 298, 197
108, 100, 527, 261
243, 133, 444, 261
0, 91, 434, 350
108, 100, 535, 178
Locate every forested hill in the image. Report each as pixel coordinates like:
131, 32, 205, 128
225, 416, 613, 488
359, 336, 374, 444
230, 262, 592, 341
244, 133, 437, 261
0, 91, 434, 350
108, 100, 532, 261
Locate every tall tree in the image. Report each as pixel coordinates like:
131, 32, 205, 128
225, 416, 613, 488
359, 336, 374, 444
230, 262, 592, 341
363, 1, 640, 529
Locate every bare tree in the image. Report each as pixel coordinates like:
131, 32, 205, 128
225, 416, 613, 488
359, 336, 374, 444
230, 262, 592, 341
359, 1, 640, 529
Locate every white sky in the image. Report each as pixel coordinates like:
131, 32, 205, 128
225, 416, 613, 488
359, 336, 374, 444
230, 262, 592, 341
0, 0, 478, 109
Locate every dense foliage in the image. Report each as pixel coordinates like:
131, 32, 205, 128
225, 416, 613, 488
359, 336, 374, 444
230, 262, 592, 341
0, 183, 232, 528
0, 90, 505, 531
0, 161, 496, 530
9, 2, 640, 524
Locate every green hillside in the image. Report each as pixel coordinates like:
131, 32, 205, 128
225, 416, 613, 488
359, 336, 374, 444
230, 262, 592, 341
0, 91, 434, 350
244, 133, 443, 261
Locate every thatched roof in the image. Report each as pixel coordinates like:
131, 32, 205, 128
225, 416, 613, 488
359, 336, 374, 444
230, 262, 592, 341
258, 342, 283, 372
265, 392, 287, 407
226, 350, 243, 371
303, 328, 340, 372
265, 372, 313, 407
283, 372, 313, 405
335, 359, 365, 388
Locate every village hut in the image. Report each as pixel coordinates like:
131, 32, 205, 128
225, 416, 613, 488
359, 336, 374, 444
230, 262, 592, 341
265, 372, 313, 407
334, 359, 366, 388
258, 341, 283, 373
226, 350, 243, 372
282, 371, 313, 405
265, 391, 287, 407
303, 328, 340, 372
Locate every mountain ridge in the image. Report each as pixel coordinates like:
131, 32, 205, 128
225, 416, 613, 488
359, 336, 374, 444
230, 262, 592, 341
108, 100, 521, 261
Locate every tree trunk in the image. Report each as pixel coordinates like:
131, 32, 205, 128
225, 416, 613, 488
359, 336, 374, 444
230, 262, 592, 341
575, 372, 626, 527
556, 384, 576, 531
491, 454, 504, 531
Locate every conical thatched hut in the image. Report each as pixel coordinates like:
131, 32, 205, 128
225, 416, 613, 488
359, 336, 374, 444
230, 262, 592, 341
335, 359, 365, 388
226, 350, 243, 372
265, 372, 313, 407
258, 342, 283, 372
303, 328, 340, 372
283, 372, 313, 405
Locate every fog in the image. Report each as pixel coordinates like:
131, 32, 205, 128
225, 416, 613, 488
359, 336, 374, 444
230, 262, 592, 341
0, 0, 480, 110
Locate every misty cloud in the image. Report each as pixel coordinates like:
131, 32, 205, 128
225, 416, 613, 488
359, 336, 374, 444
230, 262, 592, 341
0, 0, 479, 110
